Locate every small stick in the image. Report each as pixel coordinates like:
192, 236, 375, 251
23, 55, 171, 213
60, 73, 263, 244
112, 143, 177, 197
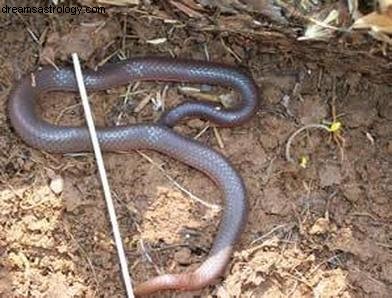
136, 150, 221, 210
55, 103, 81, 124
97, 48, 119, 67
122, 15, 127, 52
194, 124, 210, 140
220, 37, 242, 63
250, 224, 289, 245
134, 94, 152, 113
72, 53, 135, 298
213, 126, 225, 149
64, 225, 99, 294
116, 83, 133, 125
285, 124, 330, 163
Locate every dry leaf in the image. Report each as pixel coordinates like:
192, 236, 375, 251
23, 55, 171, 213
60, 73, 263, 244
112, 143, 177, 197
298, 9, 340, 41
40, 21, 121, 64
353, 10, 392, 34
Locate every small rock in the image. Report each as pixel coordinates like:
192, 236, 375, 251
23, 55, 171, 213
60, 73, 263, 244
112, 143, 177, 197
309, 217, 330, 235
174, 247, 192, 265
50, 174, 64, 195
342, 184, 363, 203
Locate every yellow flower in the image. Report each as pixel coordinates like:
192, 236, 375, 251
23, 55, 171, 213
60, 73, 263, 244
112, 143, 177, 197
328, 121, 342, 133
299, 156, 309, 168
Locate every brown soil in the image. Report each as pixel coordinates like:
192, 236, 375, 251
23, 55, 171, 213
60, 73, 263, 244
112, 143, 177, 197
0, 1, 391, 297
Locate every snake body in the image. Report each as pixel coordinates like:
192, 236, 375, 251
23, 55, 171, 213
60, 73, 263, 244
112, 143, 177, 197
8, 57, 259, 296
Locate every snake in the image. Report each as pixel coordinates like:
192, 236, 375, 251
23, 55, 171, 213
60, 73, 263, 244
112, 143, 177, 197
8, 57, 259, 296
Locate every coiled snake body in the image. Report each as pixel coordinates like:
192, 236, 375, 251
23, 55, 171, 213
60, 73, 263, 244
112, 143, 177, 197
8, 57, 259, 296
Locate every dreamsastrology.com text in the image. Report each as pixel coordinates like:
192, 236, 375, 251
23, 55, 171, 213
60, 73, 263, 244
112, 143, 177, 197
2, 4, 105, 15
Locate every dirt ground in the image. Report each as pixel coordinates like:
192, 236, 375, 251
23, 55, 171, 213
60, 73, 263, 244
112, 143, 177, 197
0, 1, 391, 297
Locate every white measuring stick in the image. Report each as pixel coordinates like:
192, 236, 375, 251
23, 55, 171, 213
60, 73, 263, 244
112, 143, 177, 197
72, 53, 134, 298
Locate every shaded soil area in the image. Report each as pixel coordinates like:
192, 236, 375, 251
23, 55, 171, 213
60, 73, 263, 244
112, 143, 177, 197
0, 1, 391, 297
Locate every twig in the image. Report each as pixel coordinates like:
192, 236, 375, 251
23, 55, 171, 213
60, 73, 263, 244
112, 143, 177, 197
285, 124, 330, 163
55, 103, 82, 124
122, 15, 128, 52
0, 175, 25, 200
138, 238, 163, 275
376, 242, 392, 249
97, 47, 119, 67
15, 12, 39, 44
64, 225, 99, 295
251, 224, 289, 245
307, 254, 341, 277
194, 124, 210, 140
116, 83, 133, 125
213, 126, 224, 149
220, 37, 242, 63
134, 94, 152, 113
350, 212, 379, 222
203, 43, 210, 61
136, 150, 221, 210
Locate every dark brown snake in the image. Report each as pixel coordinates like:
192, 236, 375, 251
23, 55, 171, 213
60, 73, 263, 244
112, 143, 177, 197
8, 57, 259, 296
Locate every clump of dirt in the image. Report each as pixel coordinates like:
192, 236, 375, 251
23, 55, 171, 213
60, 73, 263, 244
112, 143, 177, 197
0, 1, 391, 297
